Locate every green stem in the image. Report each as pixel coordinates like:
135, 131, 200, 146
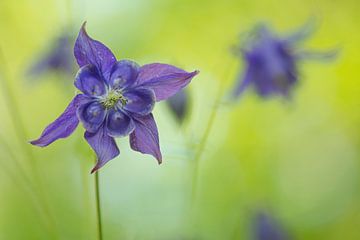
0, 141, 54, 235
190, 59, 236, 203
94, 170, 103, 240
190, 86, 223, 203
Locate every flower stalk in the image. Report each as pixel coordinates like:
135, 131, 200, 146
190, 83, 223, 203
190, 58, 235, 204
94, 170, 103, 240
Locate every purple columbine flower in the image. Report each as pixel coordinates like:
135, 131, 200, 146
28, 33, 74, 77
30, 23, 198, 173
232, 21, 337, 99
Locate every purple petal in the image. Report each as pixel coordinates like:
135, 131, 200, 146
129, 114, 162, 163
30, 94, 89, 147
232, 65, 253, 99
77, 101, 106, 133
105, 109, 135, 137
135, 63, 199, 101
75, 64, 106, 96
109, 60, 139, 89
123, 88, 155, 116
74, 22, 116, 80
252, 60, 277, 97
243, 41, 297, 97
85, 127, 120, 173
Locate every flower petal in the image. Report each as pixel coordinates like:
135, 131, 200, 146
129, 114, 162, 163
251, 58, 278, 97
243, 42, 297, 97
84, 127, 120, 173
105, 109, 135, 137
123, 88, 155, 116
28, 33, 74, 77
232, 66, 253, 99
285, 18, 317, 44
77, 101, 106, 133
295, 49, 339, 62
75, 64, 106, 96
135, 63, 199, 101
109, 60, 139, 89
30, 94, 89, 147
74, 22, 116, 80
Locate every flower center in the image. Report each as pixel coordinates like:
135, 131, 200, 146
100, 90, 127, 109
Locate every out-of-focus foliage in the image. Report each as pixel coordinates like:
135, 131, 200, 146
0, 0, 359, 239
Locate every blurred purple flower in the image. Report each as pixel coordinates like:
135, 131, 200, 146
167, 89, 189, 124
254, 212, 288, 240
30, 23, 198, 173
232, 21, 338, 99
28, 33, 74, 77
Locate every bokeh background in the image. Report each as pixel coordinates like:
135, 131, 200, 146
0, 0, 359, 239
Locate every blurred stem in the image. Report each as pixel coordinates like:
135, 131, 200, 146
0, 51, 36, 170
190, 84, 223, 203
0, 48, 58, 238
0, 49, 43, 183
190, 59, 235, 204
0, 138, 56, 236
94, 170, 103, 240
0, 134, 33, 187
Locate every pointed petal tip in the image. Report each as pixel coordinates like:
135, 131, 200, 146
29, 139, 40, 146
90, 161, 102, 174
157, 156, 162, 165
29, 139, 38, 145
29, 138, 50, 147
185, 70, 199, 82
90, 166, 98, 174
80, 21, 90, 38
81, 21, 87, 31
189, 70, 199, 78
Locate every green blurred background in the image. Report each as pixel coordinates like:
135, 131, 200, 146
0, 0, 359, 239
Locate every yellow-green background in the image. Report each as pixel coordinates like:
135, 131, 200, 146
0, 0, 359, 239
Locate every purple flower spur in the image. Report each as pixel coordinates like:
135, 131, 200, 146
30, 23, 199, 173
232, 21, 337, 99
